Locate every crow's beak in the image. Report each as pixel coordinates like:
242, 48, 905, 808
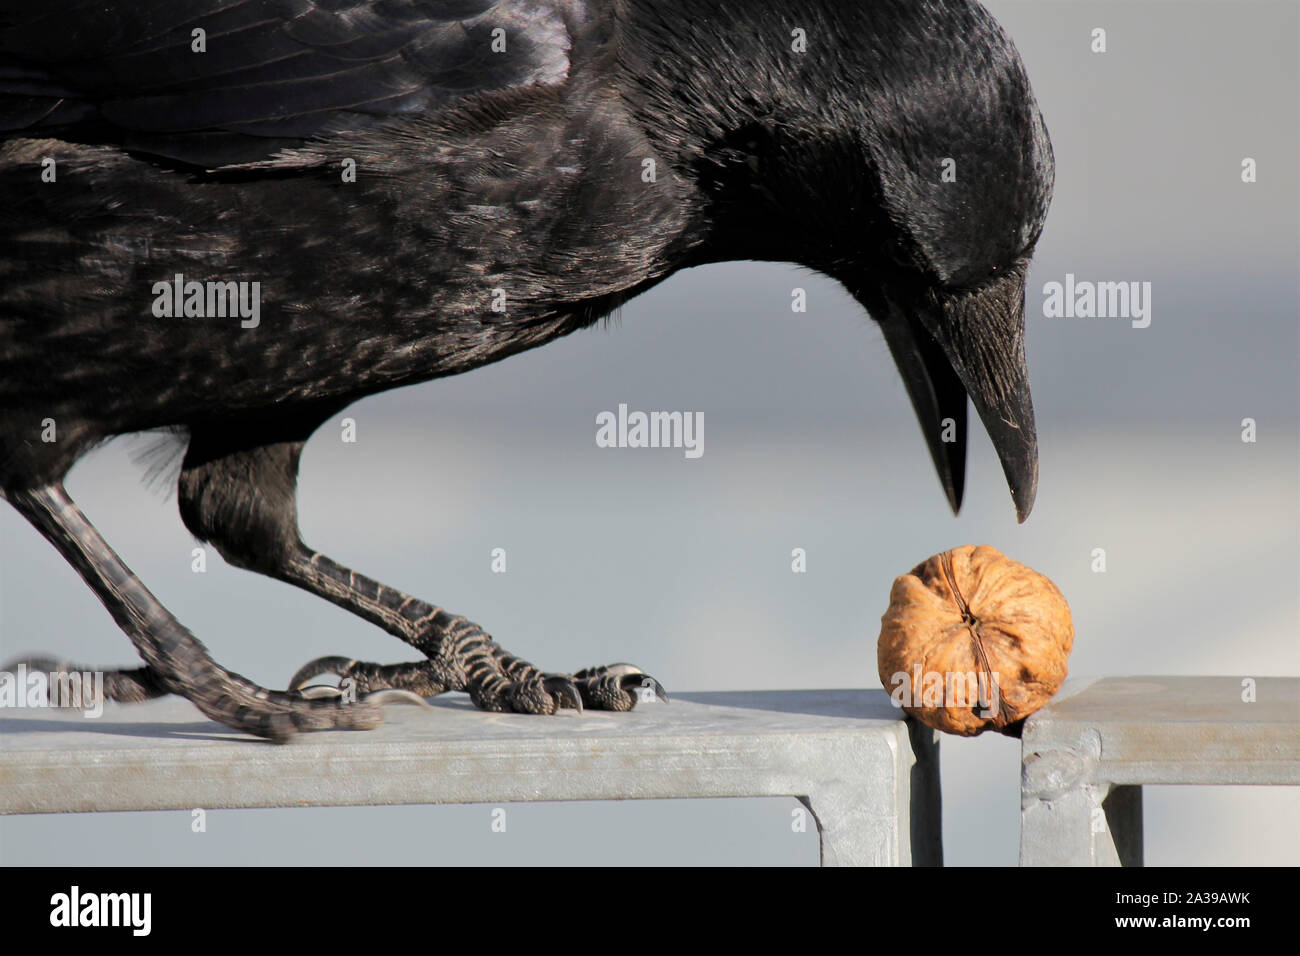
871, 268, 1038, 522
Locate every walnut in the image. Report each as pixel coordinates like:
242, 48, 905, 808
877, 545, 1073, 736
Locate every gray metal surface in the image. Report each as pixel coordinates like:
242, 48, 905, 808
0, 689, 941, 866
1020, 676, 1300, 866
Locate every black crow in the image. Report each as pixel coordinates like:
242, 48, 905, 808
0, 0, 1053, 740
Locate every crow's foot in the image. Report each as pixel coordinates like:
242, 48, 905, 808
2, 653, 401, 742
572, 663, 670, 711
289, 656, 668, 714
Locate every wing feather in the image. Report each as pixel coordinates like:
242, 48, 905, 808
0, 0, 582, 166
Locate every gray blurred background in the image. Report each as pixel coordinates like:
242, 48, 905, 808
2, 0, 1297, 866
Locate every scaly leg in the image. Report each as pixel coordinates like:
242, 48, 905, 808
2, 484, 402, 741
177, 432, 666, 716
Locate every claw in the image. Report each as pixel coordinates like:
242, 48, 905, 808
543, 676, 584, 714
620, 673, 669, 704
606, 666, 670, 704
289, 656, 358, 691
602, 663, 642, 677
298, 684, 345, 700
628, 674, 670, 704
364, 689, 433, 709
298, 682, 430, 709
571, 662, 669, 707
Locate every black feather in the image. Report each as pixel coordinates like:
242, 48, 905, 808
1, 0, 1052, 503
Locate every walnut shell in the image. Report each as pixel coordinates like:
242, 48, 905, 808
877, 545, 1073, 736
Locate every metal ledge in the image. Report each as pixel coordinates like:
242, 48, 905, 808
0, 688, 941, 866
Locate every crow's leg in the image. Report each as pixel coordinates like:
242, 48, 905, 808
178, 434, 665, 714
1, 483, 393, 740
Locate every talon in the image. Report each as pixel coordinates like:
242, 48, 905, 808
297, 681, 429, 709
364, 688, 433, 708
289, 656, 358, 690
604, 663, 642, 676
621, 672, 669, 704
297, 684, 344, 700
544, 677, 584, 714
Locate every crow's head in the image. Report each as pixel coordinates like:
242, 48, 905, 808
620, 0, 1054, 520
